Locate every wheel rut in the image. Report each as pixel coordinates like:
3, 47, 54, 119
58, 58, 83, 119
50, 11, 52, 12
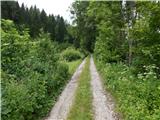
90, 56, 119, 120
45, 59, 86, 120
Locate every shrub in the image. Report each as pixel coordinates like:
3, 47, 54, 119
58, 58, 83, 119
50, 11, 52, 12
2, 79, 33, 120
1, 19, 70, 120
61, 47, 82, 61
1, 19, 30, 79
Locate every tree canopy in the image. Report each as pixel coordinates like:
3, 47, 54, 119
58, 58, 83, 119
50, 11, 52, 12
1, 1, 74, 44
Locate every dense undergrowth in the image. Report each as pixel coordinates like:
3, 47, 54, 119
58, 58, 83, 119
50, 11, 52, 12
95, 59, 160, 120
1, 19, 82, 120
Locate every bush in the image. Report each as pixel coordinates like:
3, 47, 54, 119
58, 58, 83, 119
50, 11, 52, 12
61, 47, 82, 61
47, 62, 69, 96
1, 19, 70, 120
2, 78, 33, 120
1, 19, 30, 79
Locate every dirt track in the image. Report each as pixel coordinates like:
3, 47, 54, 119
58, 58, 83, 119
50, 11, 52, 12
45, 57, 119, 120
90, 56, 118, 120
45, 59, 86, 120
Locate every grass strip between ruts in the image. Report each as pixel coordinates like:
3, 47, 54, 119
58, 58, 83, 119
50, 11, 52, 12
67, 57, 93, 120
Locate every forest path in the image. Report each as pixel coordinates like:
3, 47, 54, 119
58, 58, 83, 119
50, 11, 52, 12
90, 56, 119, 120
45, 57, 119, 120
45, 59, 86, 120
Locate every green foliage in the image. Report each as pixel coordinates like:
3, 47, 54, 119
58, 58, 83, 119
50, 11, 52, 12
1, 19, 71, 120
2, 80, 32, 120
66, 60, 82, 75
1, 1, 74, 43
95, 60, 160, 120
2, 72, 48, 120
72, 1, 160, 72
90, 1, 125, 63
71, 1, 96, 52
72, 1, 160, 119
88, 5, 160, 118
130, 2, 160, 73
1, 19, 30, 79
1, 1, 20, 22
61, 47, 82, 61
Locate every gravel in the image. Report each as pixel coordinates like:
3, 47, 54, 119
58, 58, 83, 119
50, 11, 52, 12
45, 59, 86, 120
90, 56, 119, 120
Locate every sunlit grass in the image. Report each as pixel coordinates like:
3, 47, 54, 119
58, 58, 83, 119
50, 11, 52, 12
66, 59, 82, 75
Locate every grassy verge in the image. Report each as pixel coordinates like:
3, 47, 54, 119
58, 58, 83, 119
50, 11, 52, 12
67, 57, 93, 120
95, 60, 160, 120
66, 59, 82, 75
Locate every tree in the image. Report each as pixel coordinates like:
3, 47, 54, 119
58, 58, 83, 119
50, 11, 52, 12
55, 16, 67, 42
1, 1, 20, 23
71, 1, 96, 52
46, 15, 56, 40
130, 1, 160, 72
40, 9, 48, 32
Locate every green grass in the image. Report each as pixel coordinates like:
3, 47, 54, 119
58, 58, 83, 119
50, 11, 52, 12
66, 59, 82, 75
67, 57, 93, 120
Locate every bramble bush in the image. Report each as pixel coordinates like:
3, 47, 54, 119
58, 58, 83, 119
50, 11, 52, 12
1, 19, 70, 120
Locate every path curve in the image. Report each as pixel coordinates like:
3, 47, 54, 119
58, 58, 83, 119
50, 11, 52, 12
45, 59, 86, 120
90, 56, 119, 120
